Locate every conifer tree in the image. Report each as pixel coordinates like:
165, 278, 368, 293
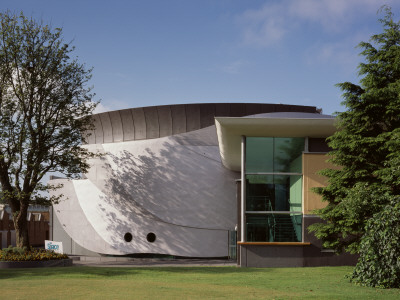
309, 6, 400, 256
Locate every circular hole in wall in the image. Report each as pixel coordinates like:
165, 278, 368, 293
146, 232, 156, 243
124, 232, 133, 242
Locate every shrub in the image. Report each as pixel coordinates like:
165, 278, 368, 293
0, 246, 69, 262
351, 198, 400, 288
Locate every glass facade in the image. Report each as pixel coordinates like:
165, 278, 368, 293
246, 137, 304, 173
246, 175, 302, 212
245, 137, 304, 242
246, 214, 302, 242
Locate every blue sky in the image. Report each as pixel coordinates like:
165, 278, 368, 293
3, 0, 400, 115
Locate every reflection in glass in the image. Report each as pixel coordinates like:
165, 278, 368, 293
246, 214, 302, 242
246, 137, 273, 173
246, 137, 304, 173
274, 138, 304, 173
246, 175, 302, 212
245, 137, 304, 242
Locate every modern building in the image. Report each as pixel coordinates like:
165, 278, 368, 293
49, 103, 357, 267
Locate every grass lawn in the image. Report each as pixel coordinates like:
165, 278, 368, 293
0, 266, 399, 299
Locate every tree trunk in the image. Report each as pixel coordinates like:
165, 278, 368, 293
12, 204, 30, 248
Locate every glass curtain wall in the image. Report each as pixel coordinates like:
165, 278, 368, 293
245, 137, 304, 242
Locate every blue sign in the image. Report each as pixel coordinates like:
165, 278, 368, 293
45, 240, 63, 254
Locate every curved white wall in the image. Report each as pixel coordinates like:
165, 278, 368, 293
52, 179, 125, 255
52, 126, 239, 257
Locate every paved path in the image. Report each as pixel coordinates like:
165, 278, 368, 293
71, 256, 237, 268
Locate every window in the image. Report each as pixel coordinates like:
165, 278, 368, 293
245, 137, 304, 242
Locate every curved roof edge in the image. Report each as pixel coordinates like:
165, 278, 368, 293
84, 103, 318, 145
215, 114, 336, 171
244, 112, 334, 119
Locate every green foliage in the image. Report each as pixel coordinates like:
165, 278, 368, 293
309, 6, 400, 288
1, 245, 27, 255
309, 7, 400, 252
0, 11, 97, 246
351, 197, 400, 288
0, 246, 68, 261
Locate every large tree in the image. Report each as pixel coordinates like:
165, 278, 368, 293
309, 7, 400, 287
0, 12, 97, 247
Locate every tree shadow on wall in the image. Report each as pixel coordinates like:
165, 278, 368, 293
96, 140, 239, 255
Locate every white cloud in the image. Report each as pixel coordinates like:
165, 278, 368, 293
237, 0, 395, 47
92, 99, 132, 114
238, 3, 288, 47
289, 0, 392, 31
305, 32, 372, 72
307, 42, 358, 68
93, 102, 111, 114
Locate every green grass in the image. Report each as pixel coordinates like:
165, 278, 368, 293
0, 266, 399, 299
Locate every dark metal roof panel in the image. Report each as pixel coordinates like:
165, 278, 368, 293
132, 108, 147, 140
171, 105, 187, 135
86, 103, 319, 144
157, 105, 173, 138
144, 106, 160, 139
120, 109, 135, 141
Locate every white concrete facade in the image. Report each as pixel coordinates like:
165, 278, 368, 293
50, 103, 320, 257
52, 127, 238, 257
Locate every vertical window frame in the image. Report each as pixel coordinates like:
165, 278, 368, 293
244, 137, 304, 243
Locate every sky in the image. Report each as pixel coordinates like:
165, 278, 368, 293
3, 0, 400, 115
